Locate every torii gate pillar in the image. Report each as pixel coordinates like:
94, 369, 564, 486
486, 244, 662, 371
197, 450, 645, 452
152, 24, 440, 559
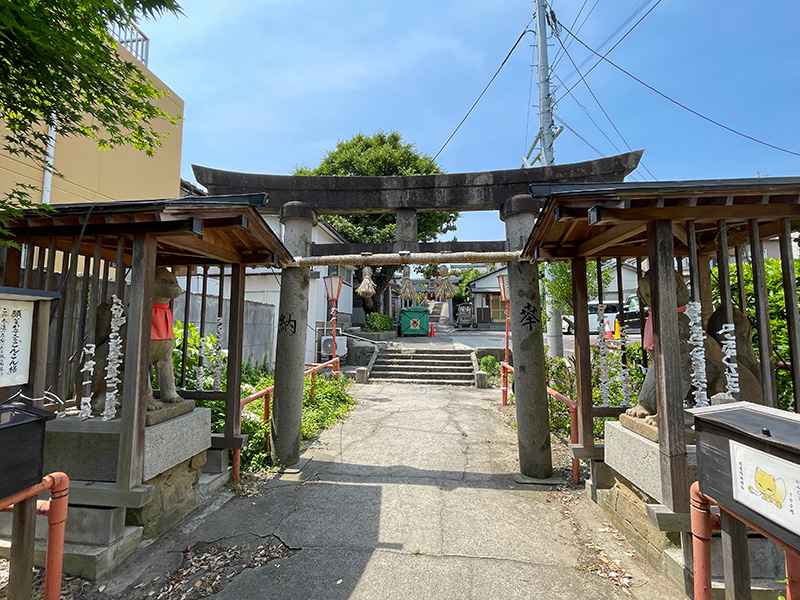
271, 201, 316, 466
501, 195, 553, 479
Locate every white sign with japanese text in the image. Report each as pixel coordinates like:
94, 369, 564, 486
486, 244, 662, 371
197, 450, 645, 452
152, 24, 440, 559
730, 439, 800, 536
0, 300, 33, 387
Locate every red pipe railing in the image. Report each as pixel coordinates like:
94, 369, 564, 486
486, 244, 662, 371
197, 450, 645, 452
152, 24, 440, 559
0, 472, 70, 600
690, 481, 800, 600
500, 362, 580, 485
231, 357, 340, 482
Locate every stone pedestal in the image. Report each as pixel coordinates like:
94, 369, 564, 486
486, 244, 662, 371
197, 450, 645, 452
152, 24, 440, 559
604, 420, 696, 506
43, 407, 212, 482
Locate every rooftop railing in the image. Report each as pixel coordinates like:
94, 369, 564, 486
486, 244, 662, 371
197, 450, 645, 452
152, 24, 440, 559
109, 23, 150, 66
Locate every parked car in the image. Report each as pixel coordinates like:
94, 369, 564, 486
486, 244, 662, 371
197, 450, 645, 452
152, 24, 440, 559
561, 301, 620, 335
614, 295, 649, 333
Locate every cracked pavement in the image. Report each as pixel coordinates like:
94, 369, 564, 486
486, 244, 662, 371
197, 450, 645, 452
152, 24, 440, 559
82, 381, 685, 600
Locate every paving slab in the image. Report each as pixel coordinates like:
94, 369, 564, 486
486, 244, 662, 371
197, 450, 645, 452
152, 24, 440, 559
72, 380, 685, 600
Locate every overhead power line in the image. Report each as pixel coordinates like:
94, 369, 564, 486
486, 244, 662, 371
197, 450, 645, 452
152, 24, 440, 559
426, 26, 533, 172
552, 29, 657, 179
556, 0, 662, 104
558, 19, 800, 159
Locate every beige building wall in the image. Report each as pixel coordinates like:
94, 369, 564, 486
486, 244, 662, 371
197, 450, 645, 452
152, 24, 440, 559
0, 44, 183, 205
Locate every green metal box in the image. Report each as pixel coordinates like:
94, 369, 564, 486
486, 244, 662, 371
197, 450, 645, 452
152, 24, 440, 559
399, 306, 430, 337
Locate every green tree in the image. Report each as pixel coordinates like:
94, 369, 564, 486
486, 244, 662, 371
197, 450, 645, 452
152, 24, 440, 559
294, 131, 459, 313
452, 267, 482, 306
0, 0, 182, 237
712, 257, 800, 410
541, 260, 614, 315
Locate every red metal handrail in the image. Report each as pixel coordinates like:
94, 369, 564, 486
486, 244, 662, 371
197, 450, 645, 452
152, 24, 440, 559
690, 481, 800, 600
500, 362, 580, 485
0, 473, 70, 600
231, 357, 340, 482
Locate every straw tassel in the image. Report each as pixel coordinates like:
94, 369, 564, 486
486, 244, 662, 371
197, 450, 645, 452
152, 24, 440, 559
356, 266, 377, 298
399, 266, 416, 301
434, 265, 457, 301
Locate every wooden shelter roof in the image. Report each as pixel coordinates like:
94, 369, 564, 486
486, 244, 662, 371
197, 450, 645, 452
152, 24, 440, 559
8, 194, 294, 267
522, 178, 800, 260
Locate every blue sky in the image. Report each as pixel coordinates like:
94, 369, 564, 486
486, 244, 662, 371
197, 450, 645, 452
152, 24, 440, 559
143, 0, 800, 242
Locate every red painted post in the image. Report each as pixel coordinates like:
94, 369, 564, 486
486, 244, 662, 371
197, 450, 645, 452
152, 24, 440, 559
504, 301, 510, 364
310, 370, 316, 402
786, 549, 800, 600
501, 363, 508, 406
42, 474, 69, 600
690, 481, 714, 600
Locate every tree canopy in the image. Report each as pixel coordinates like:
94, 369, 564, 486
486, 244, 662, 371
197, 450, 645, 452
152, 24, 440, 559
294, 131, 459, 313
0, 0, 182, 228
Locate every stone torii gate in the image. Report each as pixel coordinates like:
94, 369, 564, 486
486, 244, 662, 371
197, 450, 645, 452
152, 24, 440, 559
193, 151, 642, 479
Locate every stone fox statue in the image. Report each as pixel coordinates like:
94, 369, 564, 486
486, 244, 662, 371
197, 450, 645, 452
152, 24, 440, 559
80, 267, 185, 415
625, 269, 763, 421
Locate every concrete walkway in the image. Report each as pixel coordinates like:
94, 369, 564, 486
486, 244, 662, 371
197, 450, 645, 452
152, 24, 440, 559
89, 382, 685, 600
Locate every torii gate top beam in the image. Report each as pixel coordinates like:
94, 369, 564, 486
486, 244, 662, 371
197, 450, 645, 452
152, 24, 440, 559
192, 151, 642, 215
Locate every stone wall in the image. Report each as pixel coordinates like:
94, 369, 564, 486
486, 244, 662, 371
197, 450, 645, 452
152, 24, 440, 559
127, 452, 207, 539
173, 293, 275, 366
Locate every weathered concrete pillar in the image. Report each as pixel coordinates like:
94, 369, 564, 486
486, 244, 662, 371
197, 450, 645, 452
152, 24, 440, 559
271, 202, 315, 467
501, 194, 553, 479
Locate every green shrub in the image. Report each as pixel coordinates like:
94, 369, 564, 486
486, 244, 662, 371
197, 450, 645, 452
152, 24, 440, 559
364, 312, 393, 332
478, 355, 501, 387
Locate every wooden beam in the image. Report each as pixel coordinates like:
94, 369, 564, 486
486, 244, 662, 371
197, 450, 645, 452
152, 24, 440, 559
648, 220, 689, 513
8, 217, 204, 240
163, 233, 242, 264
602, 204, 800, 223
308, 240, 509, 257
749, 219, 777, 407
572, 256, 594, 450
575, 223, 646, 257
116, 234, 156, 491
779, 219, 800, 413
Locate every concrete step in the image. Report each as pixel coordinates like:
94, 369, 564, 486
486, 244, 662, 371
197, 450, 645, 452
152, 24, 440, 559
369, 377, 474, 386
372, 363, 474, 373
381, 351, 473, 359
370, 370, 474, 381
374, 357, 473, 366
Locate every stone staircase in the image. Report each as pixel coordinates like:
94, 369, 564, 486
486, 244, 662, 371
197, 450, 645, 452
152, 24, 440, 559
429, 302, 444, 323
370, 347, 475, 386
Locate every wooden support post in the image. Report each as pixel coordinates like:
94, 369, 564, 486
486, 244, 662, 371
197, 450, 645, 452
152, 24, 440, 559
116, 234, 155, 491
698, 253, 714, 328
7, 497, 36, 600
748, 219, 777, 407
717, 220, 735, 326
687, 221, 701, 303
647, 220, 690, 513
23, 243, 34, 289
4, 247, 22, 287
637, 257, 648, 370
57, 244, 79, 401
35, 245, 47, 290
735, 245, 747, 312
45, 241, 56, 291
226, 264, 246, 439
115, 238, 126, 301
180, 266, 192, 389
102, 256, 110, 302
778, 218, 800, 413
22, 300, 51, 406
572, 256, 594, 449
720, 511, 752, 600
52, 251, 70, 399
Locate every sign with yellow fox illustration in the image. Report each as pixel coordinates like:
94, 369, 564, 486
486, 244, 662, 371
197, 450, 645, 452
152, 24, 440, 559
730, 439, 800, 534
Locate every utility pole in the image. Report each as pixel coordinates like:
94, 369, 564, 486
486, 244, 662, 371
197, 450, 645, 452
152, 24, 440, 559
534, 0, 565, 357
